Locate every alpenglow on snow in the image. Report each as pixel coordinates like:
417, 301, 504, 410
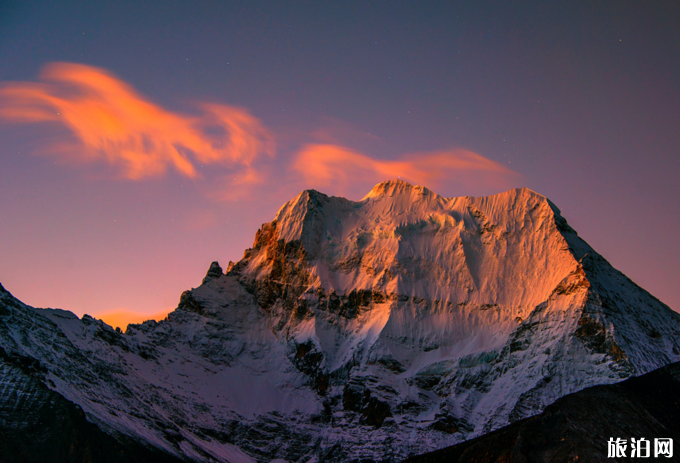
1, 179, 679, 463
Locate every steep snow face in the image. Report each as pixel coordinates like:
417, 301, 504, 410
270, 182, 575, 309
2, 180, 680, 463
241, 181, 589, 362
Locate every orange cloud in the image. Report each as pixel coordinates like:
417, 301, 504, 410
0, 62, 518, 200
0, 62, 273, 180
292, 143, 519, 195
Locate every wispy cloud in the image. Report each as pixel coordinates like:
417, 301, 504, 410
0, 62, 519, 198
0, 62, 273, 180
291, 143, 519, 196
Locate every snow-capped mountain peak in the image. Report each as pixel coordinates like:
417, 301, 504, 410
1, 181, 679, 462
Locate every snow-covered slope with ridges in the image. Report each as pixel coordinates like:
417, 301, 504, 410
1, 179, 679, 463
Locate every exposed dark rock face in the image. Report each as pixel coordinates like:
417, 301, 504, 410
404, 362, 680, 463
292, 340, 329, 395
177, 290, 204, 314
201, 261, 224, 284
232, 220, 312, 312
342, 381, 392, 428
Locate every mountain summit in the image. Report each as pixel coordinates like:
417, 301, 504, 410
1, 181, 679, 462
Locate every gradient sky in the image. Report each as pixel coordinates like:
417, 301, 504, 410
1, 1, 679, 328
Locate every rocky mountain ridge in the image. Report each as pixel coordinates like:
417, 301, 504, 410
1, 179, 679, 462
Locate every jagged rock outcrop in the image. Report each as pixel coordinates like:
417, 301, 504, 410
1, 180, 679, 462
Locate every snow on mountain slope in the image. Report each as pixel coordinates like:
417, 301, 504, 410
1, 179, 679, 463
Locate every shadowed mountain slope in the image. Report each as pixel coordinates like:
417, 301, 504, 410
404, 361, 680, 463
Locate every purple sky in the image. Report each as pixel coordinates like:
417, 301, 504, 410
1, 1, 679, 327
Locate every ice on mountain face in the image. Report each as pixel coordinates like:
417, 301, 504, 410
1, 179, 679, 463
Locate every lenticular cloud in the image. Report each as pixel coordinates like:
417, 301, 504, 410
292, 143, 519, 195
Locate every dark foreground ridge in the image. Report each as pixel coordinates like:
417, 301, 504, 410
404, 362, 680, 463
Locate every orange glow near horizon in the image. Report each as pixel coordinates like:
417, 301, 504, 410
0, 62, 274, 181
97, 308, 173, 331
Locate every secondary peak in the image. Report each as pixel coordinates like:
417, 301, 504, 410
363, 178, 432, 200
